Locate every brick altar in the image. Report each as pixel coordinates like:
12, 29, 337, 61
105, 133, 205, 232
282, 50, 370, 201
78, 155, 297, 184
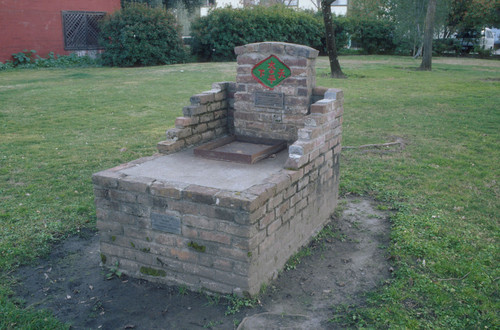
93, 42, 343, 296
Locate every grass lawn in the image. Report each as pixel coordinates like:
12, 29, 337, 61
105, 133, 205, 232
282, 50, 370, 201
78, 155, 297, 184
1, 56, 499, 328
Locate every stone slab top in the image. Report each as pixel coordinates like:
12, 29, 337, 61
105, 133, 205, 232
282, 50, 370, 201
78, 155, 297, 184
234, 42, 319, 59
118, 148, 289, 192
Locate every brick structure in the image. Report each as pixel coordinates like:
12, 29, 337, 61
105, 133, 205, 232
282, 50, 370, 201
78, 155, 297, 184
233, 42, 319, 142
157, 82, 236, 155
93, 42, 343, 296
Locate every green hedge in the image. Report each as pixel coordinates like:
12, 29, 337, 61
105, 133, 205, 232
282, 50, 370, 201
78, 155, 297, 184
190, 6, 396, 61
99, 3, 185, 67
190, 6, 326, 62
347, 18, 396, 54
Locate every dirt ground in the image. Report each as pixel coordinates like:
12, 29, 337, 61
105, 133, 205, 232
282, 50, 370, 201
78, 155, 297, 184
14, 197, 391, 329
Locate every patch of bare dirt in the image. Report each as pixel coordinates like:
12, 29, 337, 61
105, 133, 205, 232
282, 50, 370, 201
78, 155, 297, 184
14, 197, 391, 329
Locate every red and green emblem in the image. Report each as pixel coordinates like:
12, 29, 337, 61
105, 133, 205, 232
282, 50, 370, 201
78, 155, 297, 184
251, 55, 291, 89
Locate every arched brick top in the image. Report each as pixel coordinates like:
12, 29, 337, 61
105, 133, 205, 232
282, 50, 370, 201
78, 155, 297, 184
234, 42, 319, 59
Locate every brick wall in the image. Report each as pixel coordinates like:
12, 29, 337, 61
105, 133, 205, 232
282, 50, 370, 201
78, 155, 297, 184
157, 82, 236, 155
0, 0, 120, 62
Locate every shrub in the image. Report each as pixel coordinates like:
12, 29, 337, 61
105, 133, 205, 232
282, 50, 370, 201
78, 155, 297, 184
12, 49, 37, 66
99, 3, 186, 67
433, 38, 461, 56
347, 18, 396, 54
3, 51, 100, 70
330, 16, 351, 54
33, 52, 101, 68
190, 6, 326, 62
191, 8, 397, 61
0, 60, 14, 71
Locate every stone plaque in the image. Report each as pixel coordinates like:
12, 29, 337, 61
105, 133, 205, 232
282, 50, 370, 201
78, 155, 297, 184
254, 91, 284, 109
151, 212, 181, 234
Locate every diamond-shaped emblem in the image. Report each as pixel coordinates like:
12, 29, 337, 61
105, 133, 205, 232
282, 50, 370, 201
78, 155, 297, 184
251, 55, 291, 90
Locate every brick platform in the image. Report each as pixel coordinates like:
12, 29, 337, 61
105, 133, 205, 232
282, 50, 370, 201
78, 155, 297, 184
93, 42, 343, 296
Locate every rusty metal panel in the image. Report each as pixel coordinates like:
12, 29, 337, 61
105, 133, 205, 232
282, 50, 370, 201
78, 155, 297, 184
194, 135, 287, 164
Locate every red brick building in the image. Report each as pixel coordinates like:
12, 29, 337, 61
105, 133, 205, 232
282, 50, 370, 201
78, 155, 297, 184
0, 0, 121, 62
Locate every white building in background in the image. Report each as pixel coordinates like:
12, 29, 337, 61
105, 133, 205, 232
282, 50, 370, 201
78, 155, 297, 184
200, 0, 348, 17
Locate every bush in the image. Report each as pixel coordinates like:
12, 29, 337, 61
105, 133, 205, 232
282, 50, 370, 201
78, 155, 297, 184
0, 61, 14, 71
33, 52, 101, 68
12, 49, 37, 66
433, 38, 461, 56
99, 3, 186, 67
191, 8, 397, 61
2, 51, 100, 70
347, 18, 396, 54
190, 6, 326, 62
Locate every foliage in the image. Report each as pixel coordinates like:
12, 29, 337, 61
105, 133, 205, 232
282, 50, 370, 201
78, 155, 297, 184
347, 0, 391, 19
33, 53, 101, 68
190, 5, 325, 61
347, 18, 396, 54
433, 38, 461, 55
284, 247, 312, 271
191, 7, 399, 60
447, 0, 500, 34
99, 3, 186, 67
2, 51, 101, 70
106, 261, 123, 279
0, 60, 14, 71
12, 49, 37, 66
224, 294, 259, 315
348, 0, 498, 56
474, 44, 494, 58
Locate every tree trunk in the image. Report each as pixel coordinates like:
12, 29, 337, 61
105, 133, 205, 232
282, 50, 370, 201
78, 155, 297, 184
322, 0, 345, 78
420, 0, 437, 71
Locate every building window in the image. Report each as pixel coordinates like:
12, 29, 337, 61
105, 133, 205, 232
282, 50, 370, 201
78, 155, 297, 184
62, 11, 106, 50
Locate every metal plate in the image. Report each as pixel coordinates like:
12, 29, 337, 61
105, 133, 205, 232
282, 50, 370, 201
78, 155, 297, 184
254, 92, 284, 109
194, 135, 287, 164
151, 212, 181, 234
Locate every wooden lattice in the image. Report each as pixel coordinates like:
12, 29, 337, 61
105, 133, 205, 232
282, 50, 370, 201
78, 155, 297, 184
62, 11, 106, 50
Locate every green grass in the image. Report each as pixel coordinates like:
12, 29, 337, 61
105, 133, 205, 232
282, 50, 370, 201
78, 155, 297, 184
316, 56, 500, 328
1, 56, 499, 328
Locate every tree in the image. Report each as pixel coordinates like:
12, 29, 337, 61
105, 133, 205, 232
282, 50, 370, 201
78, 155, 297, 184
420, 0, 437, 70
447, 0, 500, 34
322, 0, 345, 78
